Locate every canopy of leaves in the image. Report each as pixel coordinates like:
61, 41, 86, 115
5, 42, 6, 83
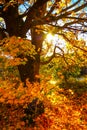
0, 1, 87, 129
0, 0, 86, 61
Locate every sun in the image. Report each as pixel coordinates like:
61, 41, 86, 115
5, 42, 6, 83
46, 33, 54, 43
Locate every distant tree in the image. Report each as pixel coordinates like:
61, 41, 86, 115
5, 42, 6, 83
0, 0, 87, 84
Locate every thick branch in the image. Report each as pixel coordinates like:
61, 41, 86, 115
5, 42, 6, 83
21, 0, 49, 37
47, 0, 61, 16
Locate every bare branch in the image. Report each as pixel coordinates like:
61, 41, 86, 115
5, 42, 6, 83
40, 45, 56, 65
71, 44, 87, 53
64, 16, 87, 21
46, 0, 61, 16
65, 27, 87, 33
63, 20, 80, 27
59, 33, 87, 53
46, 2, 56, 16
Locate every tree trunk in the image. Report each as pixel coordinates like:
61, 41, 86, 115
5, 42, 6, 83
18, 57, 35, 83
18, 28, 44, 83
3, 4, 19, 37
2, 3, 45, 84
31, 28, 44, 82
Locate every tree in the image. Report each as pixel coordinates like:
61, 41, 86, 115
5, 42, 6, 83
0, 0, 87, 84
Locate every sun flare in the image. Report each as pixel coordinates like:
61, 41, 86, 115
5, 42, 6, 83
46, 33, 54, 43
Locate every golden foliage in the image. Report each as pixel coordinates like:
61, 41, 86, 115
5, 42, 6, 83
0, 76, 87, 129
0, 36, 36, 67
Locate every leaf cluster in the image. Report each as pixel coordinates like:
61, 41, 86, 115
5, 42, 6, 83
0, 36, 36, 67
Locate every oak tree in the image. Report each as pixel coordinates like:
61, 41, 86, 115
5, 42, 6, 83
0, 0, 87, 84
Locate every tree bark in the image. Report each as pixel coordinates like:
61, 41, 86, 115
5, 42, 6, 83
18, 57, 35, 83
31, 28, 44, 82
1, 2, 46, 84
18, 28, 44, 83
17, 2, 46, 84
3, 4, 19, 36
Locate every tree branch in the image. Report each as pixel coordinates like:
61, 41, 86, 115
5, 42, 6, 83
64, 16, 87, 21
61, 0, 80, 13
59, 33, 87, 53
44, 2, 87, 23
21, 0, 49, 36
40, 45, 56, 65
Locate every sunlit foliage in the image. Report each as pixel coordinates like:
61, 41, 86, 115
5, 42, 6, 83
0, 0, 87, 129
0, 36, 36, 66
